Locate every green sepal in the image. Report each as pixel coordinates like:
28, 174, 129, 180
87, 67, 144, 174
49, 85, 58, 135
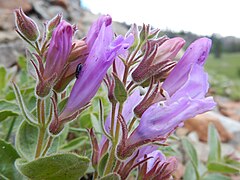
113, 73, 127, 104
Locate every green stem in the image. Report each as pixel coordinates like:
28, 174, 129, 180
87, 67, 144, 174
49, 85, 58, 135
110, 103, 116, 137
128, 42, 142, 65
104, 145, 116, 175
35, 99, 46, 159
35, 42, 41, 55
122, 65, 129, 86
16, 29, 41, 54
35, 127, 46, 158
104, 104, 123, 175
5, 117, 16, 141
42, 136, 54, 157
37, 99, 41, 124
99, 100, 112, 140
128, 117, 137, 132
40, 100, 45, 125
114, 104, 123, 146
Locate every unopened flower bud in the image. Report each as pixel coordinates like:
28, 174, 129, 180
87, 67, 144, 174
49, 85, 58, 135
134, 83, 164, 118
68, 40, 88, 62
14, 8, 39, 41
87, 128, 100, 170
132, 37, 185, 83
47, 13, 62, 32
47, 13, 62, 39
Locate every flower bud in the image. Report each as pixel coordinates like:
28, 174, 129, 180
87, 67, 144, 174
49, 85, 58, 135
14, 8, 39, 41
87, 128, 100, 170
47, 13, 62, 32
68, 40, 88, 62
132, 37, 185, 83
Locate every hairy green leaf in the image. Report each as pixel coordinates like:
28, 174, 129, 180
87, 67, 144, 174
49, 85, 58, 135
0, 139, 24, 179
208, 124, 221, 163
16, 153, 90, 180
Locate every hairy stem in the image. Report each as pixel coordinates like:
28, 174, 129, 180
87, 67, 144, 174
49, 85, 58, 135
35, 127, 46, 158
110, 103, 116, 137
104, 104, 123, 175
42, 136, 54, 156
35, 99, 46, 159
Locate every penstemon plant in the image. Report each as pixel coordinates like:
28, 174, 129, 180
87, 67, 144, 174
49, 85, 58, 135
0, 8, 219, 179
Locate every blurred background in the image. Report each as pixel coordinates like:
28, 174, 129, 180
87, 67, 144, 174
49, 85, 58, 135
0, 0, 239, 178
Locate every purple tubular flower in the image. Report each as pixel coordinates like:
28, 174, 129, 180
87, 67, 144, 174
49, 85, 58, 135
119, 38, 216, 157
162, 37, 213, 103
43, 20, 73, 79
59, 15, 134, 119
86, 15, 112, 49
36, 20, 74, 97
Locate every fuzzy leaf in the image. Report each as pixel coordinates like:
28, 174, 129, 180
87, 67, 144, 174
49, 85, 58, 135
60, 136, 88, 152
207, 162, 240, 174
100, 173, 121, 180
182, 138, 200, 179
98, 153, 109, 177
207, 124, 221, 163
0, 100, 20, 122
0, 66, 7, 91
0, 139, 24, 179
15, 121, 38, 161
183, 162, 197, 180
203, 173, 230, 180
15, 153, 90, 180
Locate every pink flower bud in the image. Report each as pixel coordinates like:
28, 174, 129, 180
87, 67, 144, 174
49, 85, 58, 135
132, 37, 185, 83
47, 13, 62, 32
14, 8, 39, 41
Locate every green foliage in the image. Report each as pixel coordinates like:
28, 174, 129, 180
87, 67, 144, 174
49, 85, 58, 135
0, 66, 7, 91
207, 124, 221, 163
0, 139, 24, 179
98, 153, 109, 177
15, 153, 90, 180
182, 138, 200, 179
205, 53, 240, 100
203, 174, 230, 180
183, 161, 197, 180
183, 124, 240, 179
12, 82, 38, 126
100, 173, 121, 180
60, 136, 88, 152
0, 100, 20, 122
207, 162, 239, 174
15, 121, 38, 161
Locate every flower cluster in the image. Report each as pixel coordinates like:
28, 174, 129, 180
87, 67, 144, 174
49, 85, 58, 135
14, 8, 215, 179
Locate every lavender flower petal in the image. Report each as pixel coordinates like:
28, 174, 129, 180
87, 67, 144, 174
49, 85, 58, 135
60, 16, 133, 118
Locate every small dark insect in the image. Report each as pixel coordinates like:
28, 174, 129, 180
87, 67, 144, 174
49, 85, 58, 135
75, 63, 83, 79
